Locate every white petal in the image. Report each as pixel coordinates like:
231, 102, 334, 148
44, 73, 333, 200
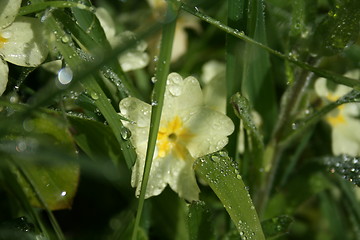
314, 77, 329, 98
1, 17, 48, 67
332, 119, 360, 156
95, 7, 116, 41
167, 155, 200, 201
118, 50, 149, 72
131, 152, 172, 199
119, 97, 151, 148
113, 31, 149, 71
203, 68, 226, 114
162, 73, 203, 122
171, 25, 187, 62
0, 59, 9, 95
201, 60, 225, 84
186, 108, 235, 158
0, 0, 21, 28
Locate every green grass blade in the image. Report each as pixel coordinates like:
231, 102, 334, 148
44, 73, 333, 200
132, 2, 179, 239
181, 3, 360, 89
194, 151, 265, 240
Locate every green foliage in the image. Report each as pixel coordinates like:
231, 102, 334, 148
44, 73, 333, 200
0, 0, 359, 239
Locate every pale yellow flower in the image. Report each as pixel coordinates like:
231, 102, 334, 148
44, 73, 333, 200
119, 73, 234, 201
0, 0, 48, 95
147, 0, 201, 62
314, 70, 360, 156
95, 7, 149, 72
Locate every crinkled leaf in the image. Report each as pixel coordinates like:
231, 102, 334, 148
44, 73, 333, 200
194, 151, 265, 240
323, 154, 360, 187
11, 115, 79, 210
311, 0, 360, 56
261, 215, 293, 239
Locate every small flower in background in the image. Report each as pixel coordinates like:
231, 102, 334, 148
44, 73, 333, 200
0, 0, 48, 95
147, 0, 201, 62
95, 7, 149, 72
201, 60, 226, 114
119, 73, 234, 201
314, 70, 360, 156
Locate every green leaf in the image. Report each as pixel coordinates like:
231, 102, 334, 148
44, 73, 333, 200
311, 0, 360, 56
187, 201, 213, 240
194, 151, 265, 240
323, 154, 360, 187
242, 0, 277, 136
68, 116, 126, 166
12, 116, 79, 210
0, 217, 36, 240
261, 215, 293, 239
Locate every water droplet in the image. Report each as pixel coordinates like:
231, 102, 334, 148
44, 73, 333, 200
237, 174, 242, 179
211, 155, 220, 162
151, 77, 157, 83
90, 92, 99, 100
1, 31, 12, 39
61, 35, 70, 43
61, 191, 67, 197
169, 85, 182, 96
120, 127, 132, 140
57, 67, 73, 85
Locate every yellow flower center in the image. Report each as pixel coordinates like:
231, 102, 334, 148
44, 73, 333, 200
156, 116, 193, 160
326, 93, 346, 126
0, 35, 8, 48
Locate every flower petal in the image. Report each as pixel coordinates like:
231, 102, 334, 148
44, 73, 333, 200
185, 108, 235, 158
131, 151, 172, 199
95, 7, 116, 41
0, 0, 21, 28
1, 17, 48, 67
332, 118, 360, 156
112, 31, 149, 71
0, 59, 9, 95
167, 154, 200, 201
119, 97, 151, 147
162, 73, 203, 122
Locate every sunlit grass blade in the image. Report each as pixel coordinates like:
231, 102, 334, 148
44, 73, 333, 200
194, 151, 265, 240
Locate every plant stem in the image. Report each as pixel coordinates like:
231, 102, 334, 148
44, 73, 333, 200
131, 3, 178, 239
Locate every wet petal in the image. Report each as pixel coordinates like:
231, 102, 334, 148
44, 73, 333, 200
119, 97, 151, 148
332, 118, 360, 156
95, 7, 116, 41
186, 108, 234, 158
113, 31, 149, 71
167, 155, 200, 201
1, 17, 48, 67
162, 73, 203, 122
0, 0, 21, 28
0, 59, 9, 95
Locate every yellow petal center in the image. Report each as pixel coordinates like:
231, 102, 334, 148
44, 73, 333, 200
326, 93, 346, 126
157, 116, 193, 160
0, 35, 8, 48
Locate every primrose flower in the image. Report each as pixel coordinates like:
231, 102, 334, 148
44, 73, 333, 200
147, 0, 201, 62
0, 0, 48, 95
119, 73, 234, 201
314, 71, 360, 156
95, 7, 149, 71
